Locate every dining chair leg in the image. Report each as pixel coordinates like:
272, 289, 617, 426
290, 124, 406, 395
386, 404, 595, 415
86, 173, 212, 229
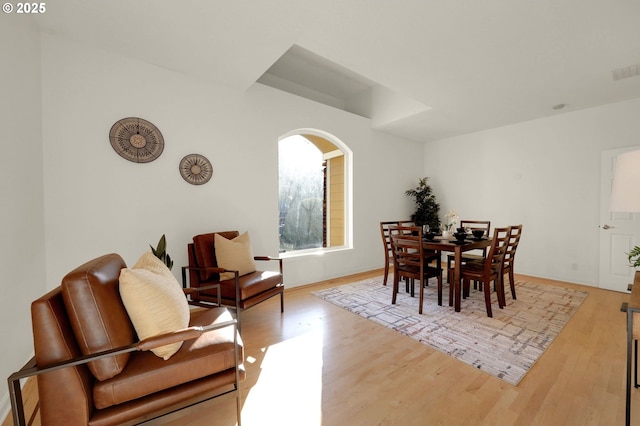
448, 278, 454, 306
495, 278, 506, 309
462, 278, 470, 299
383, 259, 390, 286
483, 280, 493, 317
418, 278, 424, 314
508, 269, 517, 300
437, 273, 443, 306
392, 275, 399, 305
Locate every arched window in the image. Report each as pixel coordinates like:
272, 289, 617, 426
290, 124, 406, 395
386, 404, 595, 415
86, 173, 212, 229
278, 130, 352, 254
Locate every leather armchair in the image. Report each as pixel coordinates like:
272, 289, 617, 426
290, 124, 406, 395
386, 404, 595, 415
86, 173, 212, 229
183, 231, 284, 321
7, 253, 244, 426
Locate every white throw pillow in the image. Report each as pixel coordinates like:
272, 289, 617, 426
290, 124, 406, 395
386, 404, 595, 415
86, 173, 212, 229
215, 231, 256, 281
119, 252, 189, 360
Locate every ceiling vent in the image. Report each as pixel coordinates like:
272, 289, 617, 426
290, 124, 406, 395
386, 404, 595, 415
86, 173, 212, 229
612, 63, 640, 81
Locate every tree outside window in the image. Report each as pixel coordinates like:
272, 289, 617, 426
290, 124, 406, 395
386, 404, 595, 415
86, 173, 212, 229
279, 135, 324, 252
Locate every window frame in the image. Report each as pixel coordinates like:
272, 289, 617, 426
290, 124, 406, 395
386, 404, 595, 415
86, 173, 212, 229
278, 128, 353, 258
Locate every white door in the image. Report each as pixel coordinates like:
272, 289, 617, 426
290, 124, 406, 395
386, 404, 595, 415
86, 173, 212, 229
599, 147, 640, 292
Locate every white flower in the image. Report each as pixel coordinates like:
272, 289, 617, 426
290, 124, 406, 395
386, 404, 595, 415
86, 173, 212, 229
442, 209, 459, 231
445, 209, 458, 219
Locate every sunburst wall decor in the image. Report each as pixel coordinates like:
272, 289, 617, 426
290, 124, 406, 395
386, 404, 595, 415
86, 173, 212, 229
179, 154, 213, 185
109, 117, 164, 163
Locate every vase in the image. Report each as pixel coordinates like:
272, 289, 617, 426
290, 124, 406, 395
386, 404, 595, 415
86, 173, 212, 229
442, 230, 452, 239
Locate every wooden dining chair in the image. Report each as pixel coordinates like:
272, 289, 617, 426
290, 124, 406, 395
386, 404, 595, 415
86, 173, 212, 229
380, 221, 400, 286
454, 226, 511, 317
501, 224, 523, 301
380, 220, 416, 287
446, 220, 491, 272
389, 225, 443, 314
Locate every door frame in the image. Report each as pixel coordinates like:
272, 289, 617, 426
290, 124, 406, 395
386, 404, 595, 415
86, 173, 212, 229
599, 146, 640, 291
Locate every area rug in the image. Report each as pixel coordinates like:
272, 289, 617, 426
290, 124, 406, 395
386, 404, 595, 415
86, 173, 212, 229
311, 276, 588, 386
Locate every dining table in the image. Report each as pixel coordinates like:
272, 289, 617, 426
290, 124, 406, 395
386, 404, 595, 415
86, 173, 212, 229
422, 235, 493, 312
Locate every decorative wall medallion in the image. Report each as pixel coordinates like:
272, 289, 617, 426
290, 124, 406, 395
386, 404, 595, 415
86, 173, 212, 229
109, 117, 164, 163
179, 154, 213, 185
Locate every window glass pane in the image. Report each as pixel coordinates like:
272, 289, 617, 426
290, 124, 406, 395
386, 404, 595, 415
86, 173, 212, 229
279, 135, 324, 252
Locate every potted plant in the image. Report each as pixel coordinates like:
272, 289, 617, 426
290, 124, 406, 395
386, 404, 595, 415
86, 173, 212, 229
405, 177, 441, 231
150, 234, 174, 270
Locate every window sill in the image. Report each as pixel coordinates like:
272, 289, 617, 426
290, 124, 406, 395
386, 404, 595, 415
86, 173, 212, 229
279, 246, 352, 260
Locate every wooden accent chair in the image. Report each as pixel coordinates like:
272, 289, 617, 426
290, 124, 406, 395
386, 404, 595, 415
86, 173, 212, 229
8, 253, 243, 426
389, 225, 443, 314
454, 226, 511, 317
184, 231, 284, 324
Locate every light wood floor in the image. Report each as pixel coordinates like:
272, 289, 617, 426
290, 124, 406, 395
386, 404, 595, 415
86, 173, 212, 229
5, 270, 640, 425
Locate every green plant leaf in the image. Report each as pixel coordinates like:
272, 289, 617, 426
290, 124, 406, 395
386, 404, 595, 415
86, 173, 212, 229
149, 234, 173, 270
628, 245, 640, 268
157, 234, 167, 254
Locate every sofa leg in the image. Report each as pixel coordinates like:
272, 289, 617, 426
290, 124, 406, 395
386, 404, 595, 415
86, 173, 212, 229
280, 292, 284, 313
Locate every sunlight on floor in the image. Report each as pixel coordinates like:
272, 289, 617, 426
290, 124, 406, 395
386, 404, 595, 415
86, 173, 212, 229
241, 328, 324, 425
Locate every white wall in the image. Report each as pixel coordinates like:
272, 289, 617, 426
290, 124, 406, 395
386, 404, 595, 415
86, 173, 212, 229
0, 28, 423, 416
40, 34, 424, 291
424, 98, 640, 286
0, 15, 46, 419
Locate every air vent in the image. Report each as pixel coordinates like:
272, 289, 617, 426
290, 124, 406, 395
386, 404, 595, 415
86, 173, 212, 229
612, 63, 640, 81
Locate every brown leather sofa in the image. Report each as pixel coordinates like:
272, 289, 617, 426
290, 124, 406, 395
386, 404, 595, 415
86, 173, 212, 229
8, 253, 244, 426
184, 231, 284, 319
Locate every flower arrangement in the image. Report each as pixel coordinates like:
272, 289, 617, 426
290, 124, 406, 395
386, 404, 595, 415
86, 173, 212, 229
441, 209, 459, 233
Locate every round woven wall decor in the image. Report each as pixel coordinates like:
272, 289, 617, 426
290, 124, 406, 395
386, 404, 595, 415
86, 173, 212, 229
109, 117, 164, 163
179, 154, 213, 185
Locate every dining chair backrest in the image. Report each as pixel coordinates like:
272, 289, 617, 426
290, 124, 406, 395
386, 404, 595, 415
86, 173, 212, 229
380, 220, 413, 286
446, 220, 492, 270
388, 225, 423, 278
484, 226, 511, 274
381, 221, 415, 260
502, 224, 523, 300
460, 220, 491, 237
380, 221, 399, 261
503, 225, 523, 271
